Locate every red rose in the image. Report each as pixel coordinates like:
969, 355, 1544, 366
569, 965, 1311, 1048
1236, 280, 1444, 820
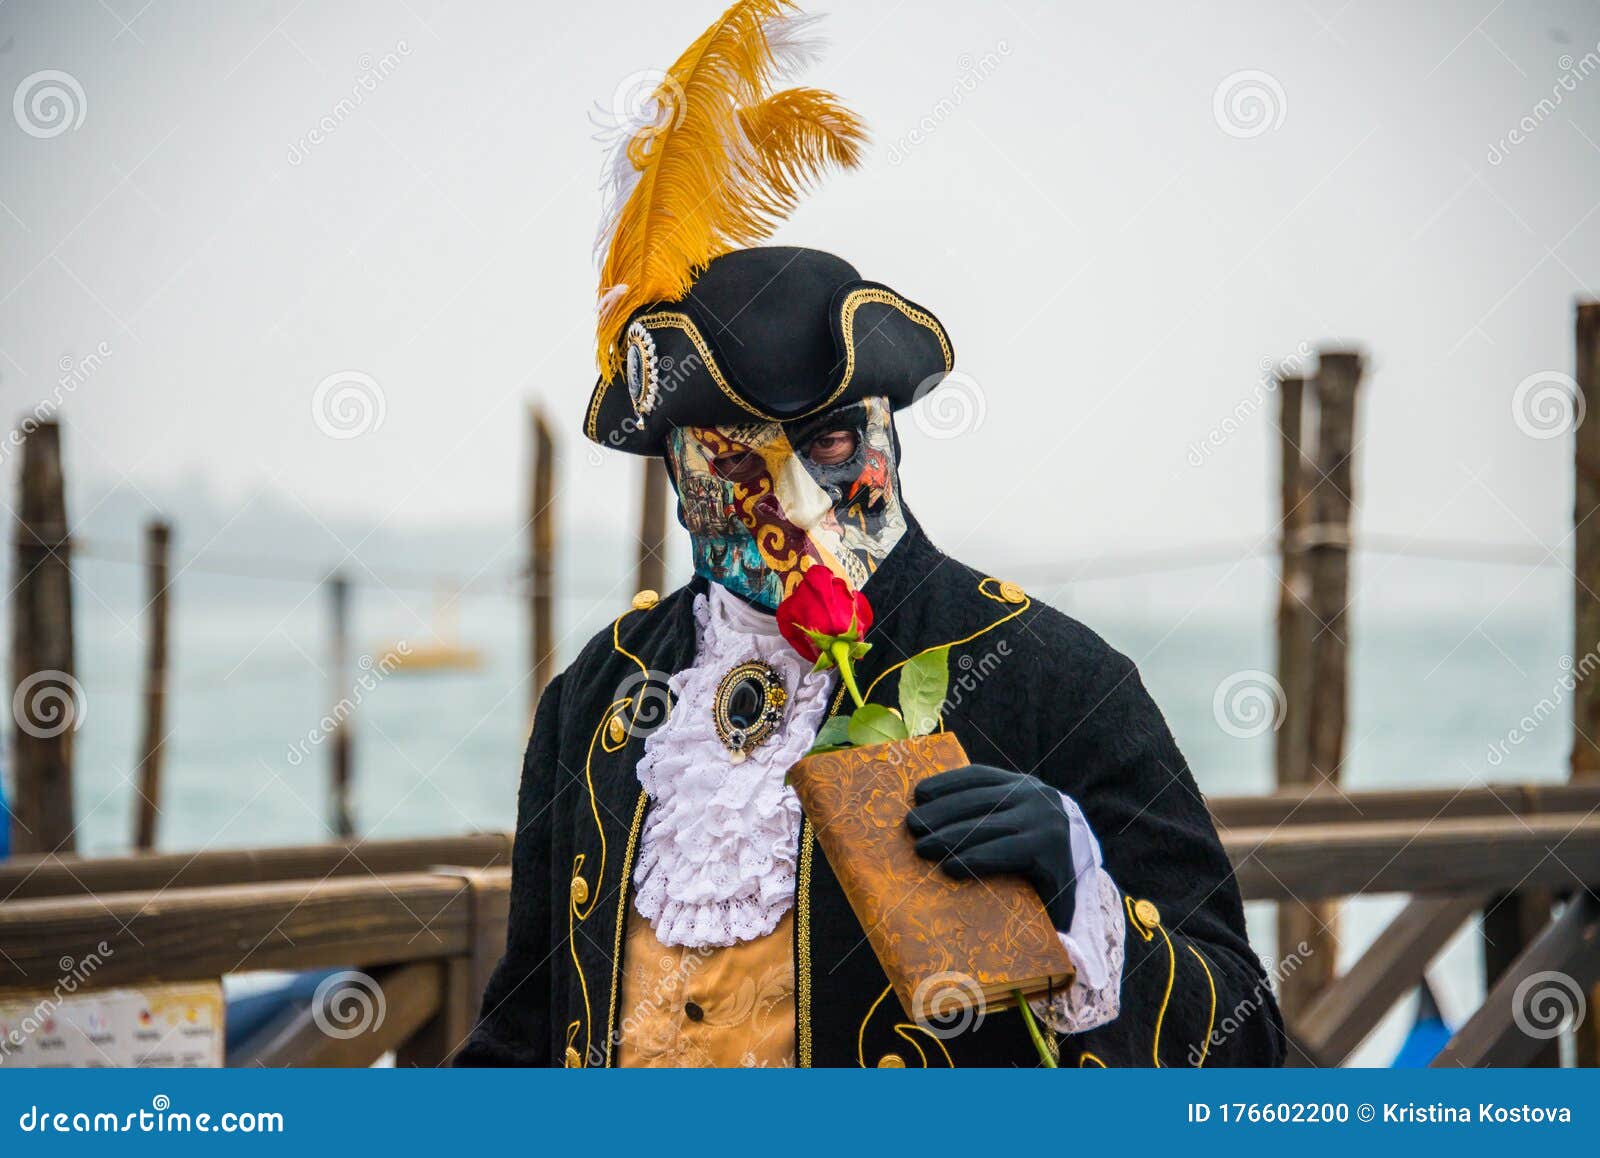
776, 566, 873, 663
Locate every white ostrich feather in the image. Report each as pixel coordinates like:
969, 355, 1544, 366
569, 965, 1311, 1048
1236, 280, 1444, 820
763, 12, 829, 78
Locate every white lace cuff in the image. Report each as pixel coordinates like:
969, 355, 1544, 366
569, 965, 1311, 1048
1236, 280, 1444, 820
1030, 794, 1125, 1035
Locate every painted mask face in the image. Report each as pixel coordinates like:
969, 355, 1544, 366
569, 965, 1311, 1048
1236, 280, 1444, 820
666, 396, 906, 609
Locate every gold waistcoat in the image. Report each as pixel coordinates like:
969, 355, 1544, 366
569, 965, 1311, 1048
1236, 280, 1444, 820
615, 905, 796, 1068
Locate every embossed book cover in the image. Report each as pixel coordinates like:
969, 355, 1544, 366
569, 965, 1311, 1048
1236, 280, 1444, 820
788, 731, 1075, 1020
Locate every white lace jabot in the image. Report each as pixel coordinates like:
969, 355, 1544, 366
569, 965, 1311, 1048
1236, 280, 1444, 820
631, 584, 834, 948
630, 583, 1125, 1035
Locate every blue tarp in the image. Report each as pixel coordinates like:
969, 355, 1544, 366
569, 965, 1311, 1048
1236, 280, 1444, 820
1391, 979, 1452, 1068
224, 969, 342, 1055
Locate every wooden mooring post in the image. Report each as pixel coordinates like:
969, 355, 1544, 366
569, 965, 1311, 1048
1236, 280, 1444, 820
1573, 300, 1600, 780
1274, 374, 1312, 785
1305, 351, 1363, 788
1278, 350, 1364, 1023
636, 457, 669, 597
1570, 298, 1600, 1066
132, 519, 172, 850
327, 572, 354, 839
9, 420, 78, 855
1274, 369, 1318, 1021
527, 405, 556, 711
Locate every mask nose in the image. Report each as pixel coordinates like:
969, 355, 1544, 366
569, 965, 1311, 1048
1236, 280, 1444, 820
775, 452, 833, 531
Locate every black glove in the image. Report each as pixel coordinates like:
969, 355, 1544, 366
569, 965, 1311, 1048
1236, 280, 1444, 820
905, 764, 1078, 932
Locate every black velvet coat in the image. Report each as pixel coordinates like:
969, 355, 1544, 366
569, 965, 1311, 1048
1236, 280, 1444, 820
457, 517, 1285, 1068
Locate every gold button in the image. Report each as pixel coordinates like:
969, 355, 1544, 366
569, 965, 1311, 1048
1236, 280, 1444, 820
632, 589, 660, 611
564, 1046, 581, 1068
1134, 899, 1161, 929
876, 1053, 906, 1068
606, 715, 627, 744
570, 875, 590, 906
997, 580, 1026, 604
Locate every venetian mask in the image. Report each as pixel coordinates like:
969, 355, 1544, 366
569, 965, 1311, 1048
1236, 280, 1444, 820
665, 396, 906, 610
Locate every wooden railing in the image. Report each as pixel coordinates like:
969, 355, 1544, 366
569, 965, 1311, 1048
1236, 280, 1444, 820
1213, 783, 1600, 1067
0, 836, 512, 1068
2, 785, 1597, 1067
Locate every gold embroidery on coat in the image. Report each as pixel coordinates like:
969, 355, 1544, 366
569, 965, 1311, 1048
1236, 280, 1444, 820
1186, 941, 1217, 1068
566, 690, 632, 1067
1152, 924, 1177, 1068
604, 789, 649, 1066
854, 984, 953, 1068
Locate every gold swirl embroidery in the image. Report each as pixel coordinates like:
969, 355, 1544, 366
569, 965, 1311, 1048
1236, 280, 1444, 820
1124, 894, 1180, 1068
856, 579, 1031, 710
854, 985, 951, 1067
856, 984, 892, 1067
565, 696, 631, 1067
892, 1027, 929, 1067
1186, 941, 1217, 1068
604, 789, 649, 1067
578, 600, 666, 1066
896, 1023, 953, 1067
1152, 924, 1177, 1068
601, 704, 630, 754
568, 851, 591, 1067
613, 604, 667, 734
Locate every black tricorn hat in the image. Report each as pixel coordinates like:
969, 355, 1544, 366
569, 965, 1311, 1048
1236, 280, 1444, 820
583, 246, 953, 455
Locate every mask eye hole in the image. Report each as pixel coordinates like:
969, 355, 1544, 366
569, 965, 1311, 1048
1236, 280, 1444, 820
711, 449, 764, 482
804, 430, 857, 466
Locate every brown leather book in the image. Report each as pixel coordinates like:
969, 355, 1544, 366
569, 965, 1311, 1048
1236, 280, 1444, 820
789, 731, 1074, 1022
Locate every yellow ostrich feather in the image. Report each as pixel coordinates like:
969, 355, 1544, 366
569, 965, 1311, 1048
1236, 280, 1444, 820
594, 0, 867, 378
737, 88, 866, 221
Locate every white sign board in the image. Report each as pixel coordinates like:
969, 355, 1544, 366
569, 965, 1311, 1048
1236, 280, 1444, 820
0, 981, 224, 1068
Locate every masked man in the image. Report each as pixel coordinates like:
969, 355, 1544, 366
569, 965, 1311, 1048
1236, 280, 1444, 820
458, 2, 1282, 1069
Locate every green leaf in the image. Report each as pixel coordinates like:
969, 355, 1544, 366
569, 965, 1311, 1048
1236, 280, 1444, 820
898, 647, 950, 738
812, 716, 853, 749
801, 743, 851, 759
848, 703, 910, 747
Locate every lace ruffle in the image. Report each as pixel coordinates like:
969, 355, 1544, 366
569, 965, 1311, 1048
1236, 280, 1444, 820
632, 588, 834, 948
1033, 867, 1125, 1035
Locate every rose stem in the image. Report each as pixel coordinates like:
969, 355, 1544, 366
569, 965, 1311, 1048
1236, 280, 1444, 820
830, 640, 866, 710
1014, 990, 1057, 1068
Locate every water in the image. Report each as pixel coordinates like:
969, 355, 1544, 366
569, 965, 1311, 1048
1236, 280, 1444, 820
7, 555, 1575, 1066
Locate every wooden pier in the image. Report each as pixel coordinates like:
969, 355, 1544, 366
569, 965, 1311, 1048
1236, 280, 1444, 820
1, 784, 1597, 1067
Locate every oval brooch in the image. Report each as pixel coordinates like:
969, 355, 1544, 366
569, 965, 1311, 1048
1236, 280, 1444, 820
713, 659, 788, 760
623, 321, 660, 418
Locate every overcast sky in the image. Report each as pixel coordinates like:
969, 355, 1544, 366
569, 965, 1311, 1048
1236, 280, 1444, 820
2, 0, 1599, 609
